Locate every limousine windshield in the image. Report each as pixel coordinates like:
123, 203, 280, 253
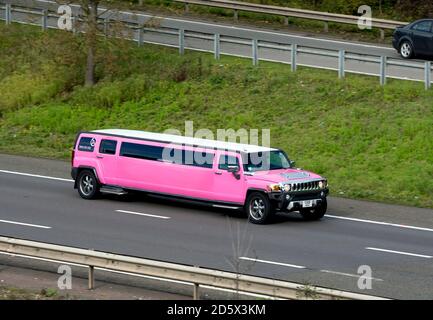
243, 150, 292, 172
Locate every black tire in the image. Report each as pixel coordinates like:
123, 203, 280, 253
300, 198, 327, 221
399, 41, 414, 59
77, 170, 99, 199
245, 192, 273, 224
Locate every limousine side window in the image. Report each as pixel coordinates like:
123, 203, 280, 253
120, 142, 163, 161
184, 150, 214, 168
99, 139, 117, 155
77, 137, 96, 152
120, 142, 214, 168
218, 155, 239, 170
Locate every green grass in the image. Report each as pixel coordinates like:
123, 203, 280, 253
0, 23, 432, 208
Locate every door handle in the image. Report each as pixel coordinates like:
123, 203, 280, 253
214, 171, 223, 175
96, 155, 104, 159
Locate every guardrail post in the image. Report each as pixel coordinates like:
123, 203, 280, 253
291, 43, 297, 72
425, 61, 431, 90
338, 50, 345, 79
138, 27, 143, 47
72, 16, 76, 34
88, 266, 95, 290
179, 29, 185, 55
380, 56, 387, 86
324, 21, 329, 32
379, 29, 385, 41
193, 283, 200, 300
214, 33, 220, 60
284, 16, 289, 26
252, 39, 258, 66
104, 17, 109, 36
185, 3, 189, 13
234, 9, 238, 21
5, 3, 11, 25
42, 9, 48, 31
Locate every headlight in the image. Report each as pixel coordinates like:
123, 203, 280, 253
283, 184, 291, 192
268, 184, 281, 192
319, 180, 327, 189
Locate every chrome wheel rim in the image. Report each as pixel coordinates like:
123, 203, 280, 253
249, 198, 265, 220
401, 43, 411, 58
80, 175, 94, 196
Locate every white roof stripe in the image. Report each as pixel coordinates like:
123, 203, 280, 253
91, 129, 276, 153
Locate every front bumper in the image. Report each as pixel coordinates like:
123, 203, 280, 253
269, 188, 329, 212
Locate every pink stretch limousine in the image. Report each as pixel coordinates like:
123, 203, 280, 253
71, 129, 329, 224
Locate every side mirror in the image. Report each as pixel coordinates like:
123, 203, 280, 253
289, 160, 296, 168
227, 165, 241, 180
227, 165, 240, 173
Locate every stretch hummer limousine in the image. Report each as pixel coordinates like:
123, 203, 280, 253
71, 129, 329, 224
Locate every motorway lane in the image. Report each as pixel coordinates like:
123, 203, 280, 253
5, 0, 431, 83
1, 169, 433, 299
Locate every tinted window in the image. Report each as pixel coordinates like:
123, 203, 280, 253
120, 142, 163, 160
99, 139, 117, 155
218, 155, 239, 170
78, 137, 96, 152
120, 142, 214, 168
242, 150, 291, 172
412, 21, 432, 32
164, 148, 214, 169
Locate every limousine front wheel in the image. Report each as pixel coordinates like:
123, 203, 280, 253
77, 170, 99, 199
246, 192, 273, 224
300, 198, 327, 221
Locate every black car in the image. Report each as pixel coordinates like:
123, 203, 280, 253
393, 19, 433, 59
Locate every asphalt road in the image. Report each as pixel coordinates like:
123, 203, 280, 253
3, 0, 432, 84
1, 154, 433, 299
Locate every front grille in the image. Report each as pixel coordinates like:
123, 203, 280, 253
291, 180, 320, 192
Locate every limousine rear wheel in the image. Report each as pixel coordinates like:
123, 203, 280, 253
77, 170, 99, 199
300, 198, 327, 221
246, 192, 273, 224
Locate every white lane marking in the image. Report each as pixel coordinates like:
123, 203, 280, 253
365, 247, 432, 259
325, 214, 433, 233
34, 0, 395, 51
0, 252, 281, 299
239, 256, 306, 269
0, 169, 73, 183
0, 219, 51, 229
116, 209, 171, 220
320, 269, 383, 281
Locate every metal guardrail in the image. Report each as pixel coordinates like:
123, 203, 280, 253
0, 236, 388, 300
1, 2, 431, 89
151, 0, 408, 36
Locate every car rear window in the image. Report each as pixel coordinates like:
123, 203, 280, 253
77, 137, 96, 152
99, 139, 117, 155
